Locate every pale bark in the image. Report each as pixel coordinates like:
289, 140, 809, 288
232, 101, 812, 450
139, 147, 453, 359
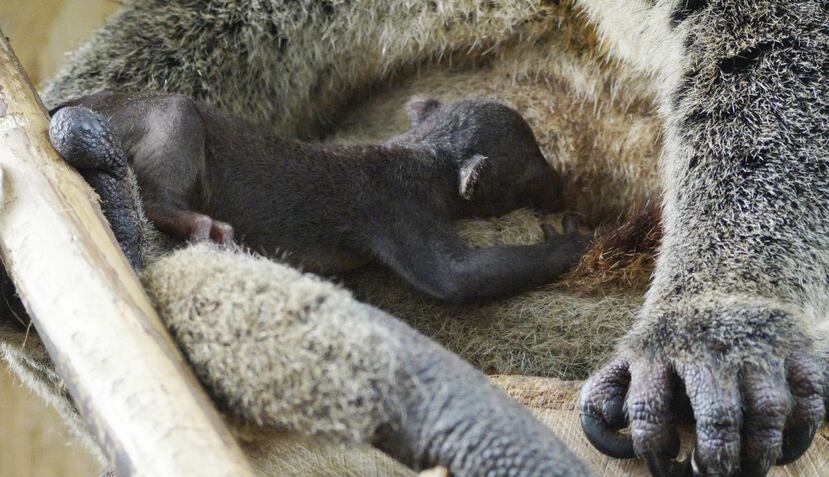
0, 32, 255, 477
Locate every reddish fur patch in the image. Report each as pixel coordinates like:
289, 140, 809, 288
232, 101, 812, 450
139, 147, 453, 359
559, 202, 662, 292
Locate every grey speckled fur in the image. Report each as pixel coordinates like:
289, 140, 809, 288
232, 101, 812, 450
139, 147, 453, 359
144, 244, 590, 476
578, 0, 829, 475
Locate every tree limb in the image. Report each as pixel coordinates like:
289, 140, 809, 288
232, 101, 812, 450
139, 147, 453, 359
0, 32, 255, 477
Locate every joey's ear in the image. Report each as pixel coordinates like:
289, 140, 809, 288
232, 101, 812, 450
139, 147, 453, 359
406, 97, 442, 126
458, 154, 490, 200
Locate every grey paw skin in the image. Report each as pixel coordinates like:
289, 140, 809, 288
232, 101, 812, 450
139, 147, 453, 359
48, 106, 143, 270
579, 306, 827, 477
367, 307, 592, 477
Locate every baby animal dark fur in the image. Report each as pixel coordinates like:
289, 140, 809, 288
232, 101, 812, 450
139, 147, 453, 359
51, 93, 586, 302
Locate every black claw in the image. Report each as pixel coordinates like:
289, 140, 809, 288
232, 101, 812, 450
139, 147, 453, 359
540, 223, 557, 239
690, 448, 701, 477
778, 425, 815, 465
562, 215, 580, 233
643, 451, 692, 477
580, 413, 635, 459
603, 395, 627, 429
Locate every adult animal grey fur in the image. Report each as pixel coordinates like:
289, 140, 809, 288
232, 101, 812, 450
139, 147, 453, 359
0, 0, 821, 476
577, 1, 829, 476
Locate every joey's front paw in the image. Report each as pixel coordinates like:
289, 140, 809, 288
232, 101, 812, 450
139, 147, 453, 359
579, 302, 825, 477
541, 214, 591, 258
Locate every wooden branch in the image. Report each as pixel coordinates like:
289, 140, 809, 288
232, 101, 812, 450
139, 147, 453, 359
0, 33, 255, 477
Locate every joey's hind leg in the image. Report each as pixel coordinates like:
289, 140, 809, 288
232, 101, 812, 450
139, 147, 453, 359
49, 106, 145, 270
147, 208, 234, 245
116, 94, 234, 246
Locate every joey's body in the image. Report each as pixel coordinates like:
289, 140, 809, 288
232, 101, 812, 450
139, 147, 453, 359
53, 93, 584, 302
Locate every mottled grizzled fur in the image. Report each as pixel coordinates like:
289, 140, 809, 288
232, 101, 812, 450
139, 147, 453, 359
0, 0, 822, 475
146, 244, 589, 476
578, 0, 829, 475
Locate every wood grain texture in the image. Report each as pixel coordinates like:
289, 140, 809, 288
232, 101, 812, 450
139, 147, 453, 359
0, 32, 255, 477
0, 4, 118, 474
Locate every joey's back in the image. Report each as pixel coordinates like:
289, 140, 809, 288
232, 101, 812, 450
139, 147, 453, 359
198, 102, 455, 271
198, 97, 564, 271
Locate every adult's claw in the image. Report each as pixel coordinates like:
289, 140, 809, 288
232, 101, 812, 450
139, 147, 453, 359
579, 413, 635, 459
778, 425, 817, 465
578, 306, 826, 477
642, 451, 691, 477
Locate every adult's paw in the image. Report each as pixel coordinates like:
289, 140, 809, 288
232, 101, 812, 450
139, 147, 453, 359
579, 300, 825, 477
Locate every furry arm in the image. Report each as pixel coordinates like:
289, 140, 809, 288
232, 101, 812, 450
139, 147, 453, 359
144, 244, 593, 477
578, 1, 829, 476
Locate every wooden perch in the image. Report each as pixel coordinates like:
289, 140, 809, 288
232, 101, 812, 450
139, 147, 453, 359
0, 34, 255, 477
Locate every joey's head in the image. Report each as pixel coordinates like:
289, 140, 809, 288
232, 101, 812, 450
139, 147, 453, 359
399, 97, 563, 217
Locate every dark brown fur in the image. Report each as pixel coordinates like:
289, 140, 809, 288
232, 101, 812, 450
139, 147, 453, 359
561, 202, 662, 292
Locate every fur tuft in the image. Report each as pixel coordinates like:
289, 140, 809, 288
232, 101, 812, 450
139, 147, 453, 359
560, 202, 662, 291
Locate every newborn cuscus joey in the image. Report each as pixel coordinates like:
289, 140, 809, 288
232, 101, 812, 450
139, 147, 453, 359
50, 92, 589, 303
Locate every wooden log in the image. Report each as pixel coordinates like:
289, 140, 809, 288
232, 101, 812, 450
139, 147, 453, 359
0, 33, 255, 477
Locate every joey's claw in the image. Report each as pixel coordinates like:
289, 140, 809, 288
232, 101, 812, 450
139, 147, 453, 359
541, 215, 586, 240
540, 223, 558, 240
190, 215, 214, 242
562, 214, 582, 234
190, 216, 235, 245
210, 221, 235, 244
